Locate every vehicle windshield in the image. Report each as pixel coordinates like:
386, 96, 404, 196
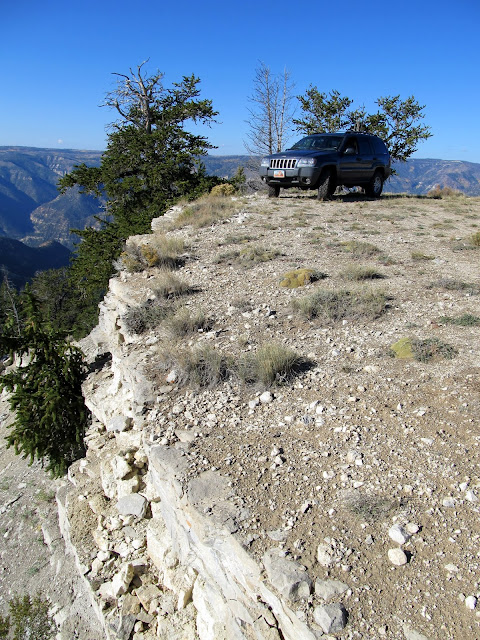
289, 135, 343, 151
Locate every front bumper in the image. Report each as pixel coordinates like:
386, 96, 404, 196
259, 165, 321, 187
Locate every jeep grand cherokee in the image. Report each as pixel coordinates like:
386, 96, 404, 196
259, 132, 391, 199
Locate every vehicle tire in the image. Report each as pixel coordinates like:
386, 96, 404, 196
268, 185, 280, 198
317, 169, 332, 201
366, 171, 384, 198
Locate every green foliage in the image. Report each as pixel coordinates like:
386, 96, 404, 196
1, 594, 56, 640
294, 88, 432, 162
58, 63, 217, 336
0, 291, 88, 477
230, 166, 246, 191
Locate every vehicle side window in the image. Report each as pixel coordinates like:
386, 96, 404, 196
372, 138, 388, 155
344, 137, 358, 154
358, 138, 373, 155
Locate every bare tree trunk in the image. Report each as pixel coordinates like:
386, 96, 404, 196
244, 62, 295, 158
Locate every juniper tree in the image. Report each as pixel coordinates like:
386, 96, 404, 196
59, 61, 218, 336
294, 88, 431, 163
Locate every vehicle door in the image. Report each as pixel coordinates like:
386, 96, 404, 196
357, 137, 375, 183
338, 136, 361, 184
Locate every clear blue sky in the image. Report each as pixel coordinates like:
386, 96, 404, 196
2, 0, 479, 162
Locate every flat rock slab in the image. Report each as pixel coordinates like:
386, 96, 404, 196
116, 493, 148, 519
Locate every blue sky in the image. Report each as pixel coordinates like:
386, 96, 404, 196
2, 0, 479, 162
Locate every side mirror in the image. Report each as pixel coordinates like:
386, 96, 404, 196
343, 147, 356, 156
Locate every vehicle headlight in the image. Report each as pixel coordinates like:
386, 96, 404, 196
260, 158, 270, 167
297, 158, 316, 167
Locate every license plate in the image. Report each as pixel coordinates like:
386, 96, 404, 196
273, 170, 285, 178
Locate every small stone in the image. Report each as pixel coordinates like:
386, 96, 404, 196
317, 543, 334, 567
111, 563, 134, 597
315, 579, 349, 601
111, 455, 132, 480
260, 391, 273, 404
313, 603, 348, 633
388, 548, 408, 566
442, 497, 456, 508
166, 370, 177, 383
406, 523, 420, 535
388, 524, 411, 545
465, 490, 478, 503
465, 595, 477, 610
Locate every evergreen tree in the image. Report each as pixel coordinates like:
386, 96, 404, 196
0, 290, 88, 477
294, 88, 431, 163
59, 62, 218, 336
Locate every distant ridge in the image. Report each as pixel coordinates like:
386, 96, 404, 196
0, 146, 479, 256
0, 237, 71, 288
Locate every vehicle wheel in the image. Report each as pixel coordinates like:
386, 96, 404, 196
317, 169, 332, 200
366, 171, 384, 198
268, 185, 280, 198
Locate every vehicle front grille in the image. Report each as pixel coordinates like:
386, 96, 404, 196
270, 158, 297, 169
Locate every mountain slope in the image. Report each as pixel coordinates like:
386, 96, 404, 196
0, 146, 102, 242
0, 237, 71, 288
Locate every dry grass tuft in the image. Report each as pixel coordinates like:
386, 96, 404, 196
237, 343, 311, 386
173, 195, 239, 228
292, 288, 389, 322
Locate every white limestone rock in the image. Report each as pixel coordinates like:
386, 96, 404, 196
263, 548, 312, 602
116, 493, 148, 519
388, 548, 408, 566
313, 603, 348, 633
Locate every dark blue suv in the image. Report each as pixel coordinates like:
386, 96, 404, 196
259, 132, 391, 199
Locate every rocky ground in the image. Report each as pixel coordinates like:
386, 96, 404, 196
1, 189, 480, 640
138, 191, 480, 639
0, 396, 104, 638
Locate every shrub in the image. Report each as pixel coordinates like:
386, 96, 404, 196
165, 307, 213, 337
279, 268, 327, 288
411, 337, 457, 362
160, 345, 232, 388
0, 594, 56, 640
438, 314, 480, 326
293, 288, 388, 322
123, 300, 169, 335
152, 270, 193, 299
340, 266, 384, 281
239, 245, 281, 263
427, 184, 464, 198
174, 194, 238, 228
237, 343, 310, 386
340, 240, 380, 258
431, 278, 479, 294
118, 235, 186, 272
469, 231, 480, 247
411, 251, 435, 261
343, 492, 395, 523
210, 183, 236, 197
